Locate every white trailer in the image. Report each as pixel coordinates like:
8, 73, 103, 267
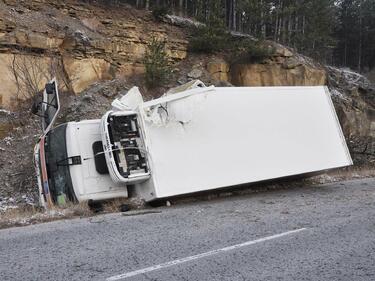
127, 85, 352, 201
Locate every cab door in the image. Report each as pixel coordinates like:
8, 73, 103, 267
41, 78, 60, 135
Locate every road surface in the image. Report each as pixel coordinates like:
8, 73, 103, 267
1, 178, 375, 281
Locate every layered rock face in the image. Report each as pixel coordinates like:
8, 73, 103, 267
205, 44, 327, 87
0, 0, 187, 107
231, 60, 326, 87
0, 0, 330, 109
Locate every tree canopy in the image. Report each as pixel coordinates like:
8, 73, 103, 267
92, 0, 375, 72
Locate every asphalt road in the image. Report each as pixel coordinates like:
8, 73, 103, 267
1, 178, 375, 281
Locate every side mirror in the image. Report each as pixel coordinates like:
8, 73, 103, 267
41, 78, 60, 134
31, 92, 43, 116
31, 100, 41, 115
45, 83, 55, 95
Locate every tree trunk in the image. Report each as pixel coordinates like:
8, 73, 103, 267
302, 15, 305, 35
232, 0, 237, 31
260, 0, 266, 38
179, 0, 184, 16
228, 0, 233, 30
274, 11, 279, 41
358, 0, 363, 72
288, 13, 292, 44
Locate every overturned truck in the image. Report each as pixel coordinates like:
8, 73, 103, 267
34, 79, 352, 208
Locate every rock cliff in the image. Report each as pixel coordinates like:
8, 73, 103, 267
0, 0, 187, 107
0, 0, 331, 108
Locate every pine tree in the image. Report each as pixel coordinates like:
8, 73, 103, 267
113, 0, 374, 71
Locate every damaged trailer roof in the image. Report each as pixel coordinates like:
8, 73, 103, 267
131, 86, 352, 201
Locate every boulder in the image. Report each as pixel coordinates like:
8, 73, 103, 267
177, 76, 188, 85
187, 68, 203, 79
273, 44, 294, 57
282, 57, 302, 69
207, 60, 230, 81
62, 57, 112, 94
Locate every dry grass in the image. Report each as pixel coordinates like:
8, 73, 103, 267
0, 197, 147, 230
103, 197, 146, 212
63, 201, 93, 217
0, 205, 48, 229
0, 202, 93, 230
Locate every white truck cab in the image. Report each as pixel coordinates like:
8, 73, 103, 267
34, 80, 138, 207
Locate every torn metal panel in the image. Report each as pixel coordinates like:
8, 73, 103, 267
112, 86, 143, 111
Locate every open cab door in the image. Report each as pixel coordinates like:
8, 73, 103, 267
34, 78, 60, 208
41, 78, 60, 135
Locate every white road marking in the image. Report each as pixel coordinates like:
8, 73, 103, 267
106, 228, 307, 281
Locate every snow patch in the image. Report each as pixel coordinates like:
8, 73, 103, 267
165, 14, 204, 28
0, 195, 35, 212
328, 66, 373, 89
0, 109, 11, 115
330, 88, 349, 101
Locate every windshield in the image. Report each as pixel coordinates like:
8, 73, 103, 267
44, 124, 76, 204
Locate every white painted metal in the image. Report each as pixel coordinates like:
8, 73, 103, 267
33, 144, 46, 207
65, 120, 128, 201
100, 111, 150, 184
135, 86, 352, 201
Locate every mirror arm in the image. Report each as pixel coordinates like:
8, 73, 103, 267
41, 101, 58, 108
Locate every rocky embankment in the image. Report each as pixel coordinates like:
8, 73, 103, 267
327, 67, 375, 165
0, 0, 187, 107
0, 0, 374, 215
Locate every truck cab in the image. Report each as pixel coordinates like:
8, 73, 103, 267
34, 80, 134, 207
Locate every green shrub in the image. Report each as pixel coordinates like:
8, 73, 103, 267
231, 40, 275, 63
152, 6, 169, 21
143, 38, 171, 88
188, 16, 275, 62
188, 19, 231, 53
